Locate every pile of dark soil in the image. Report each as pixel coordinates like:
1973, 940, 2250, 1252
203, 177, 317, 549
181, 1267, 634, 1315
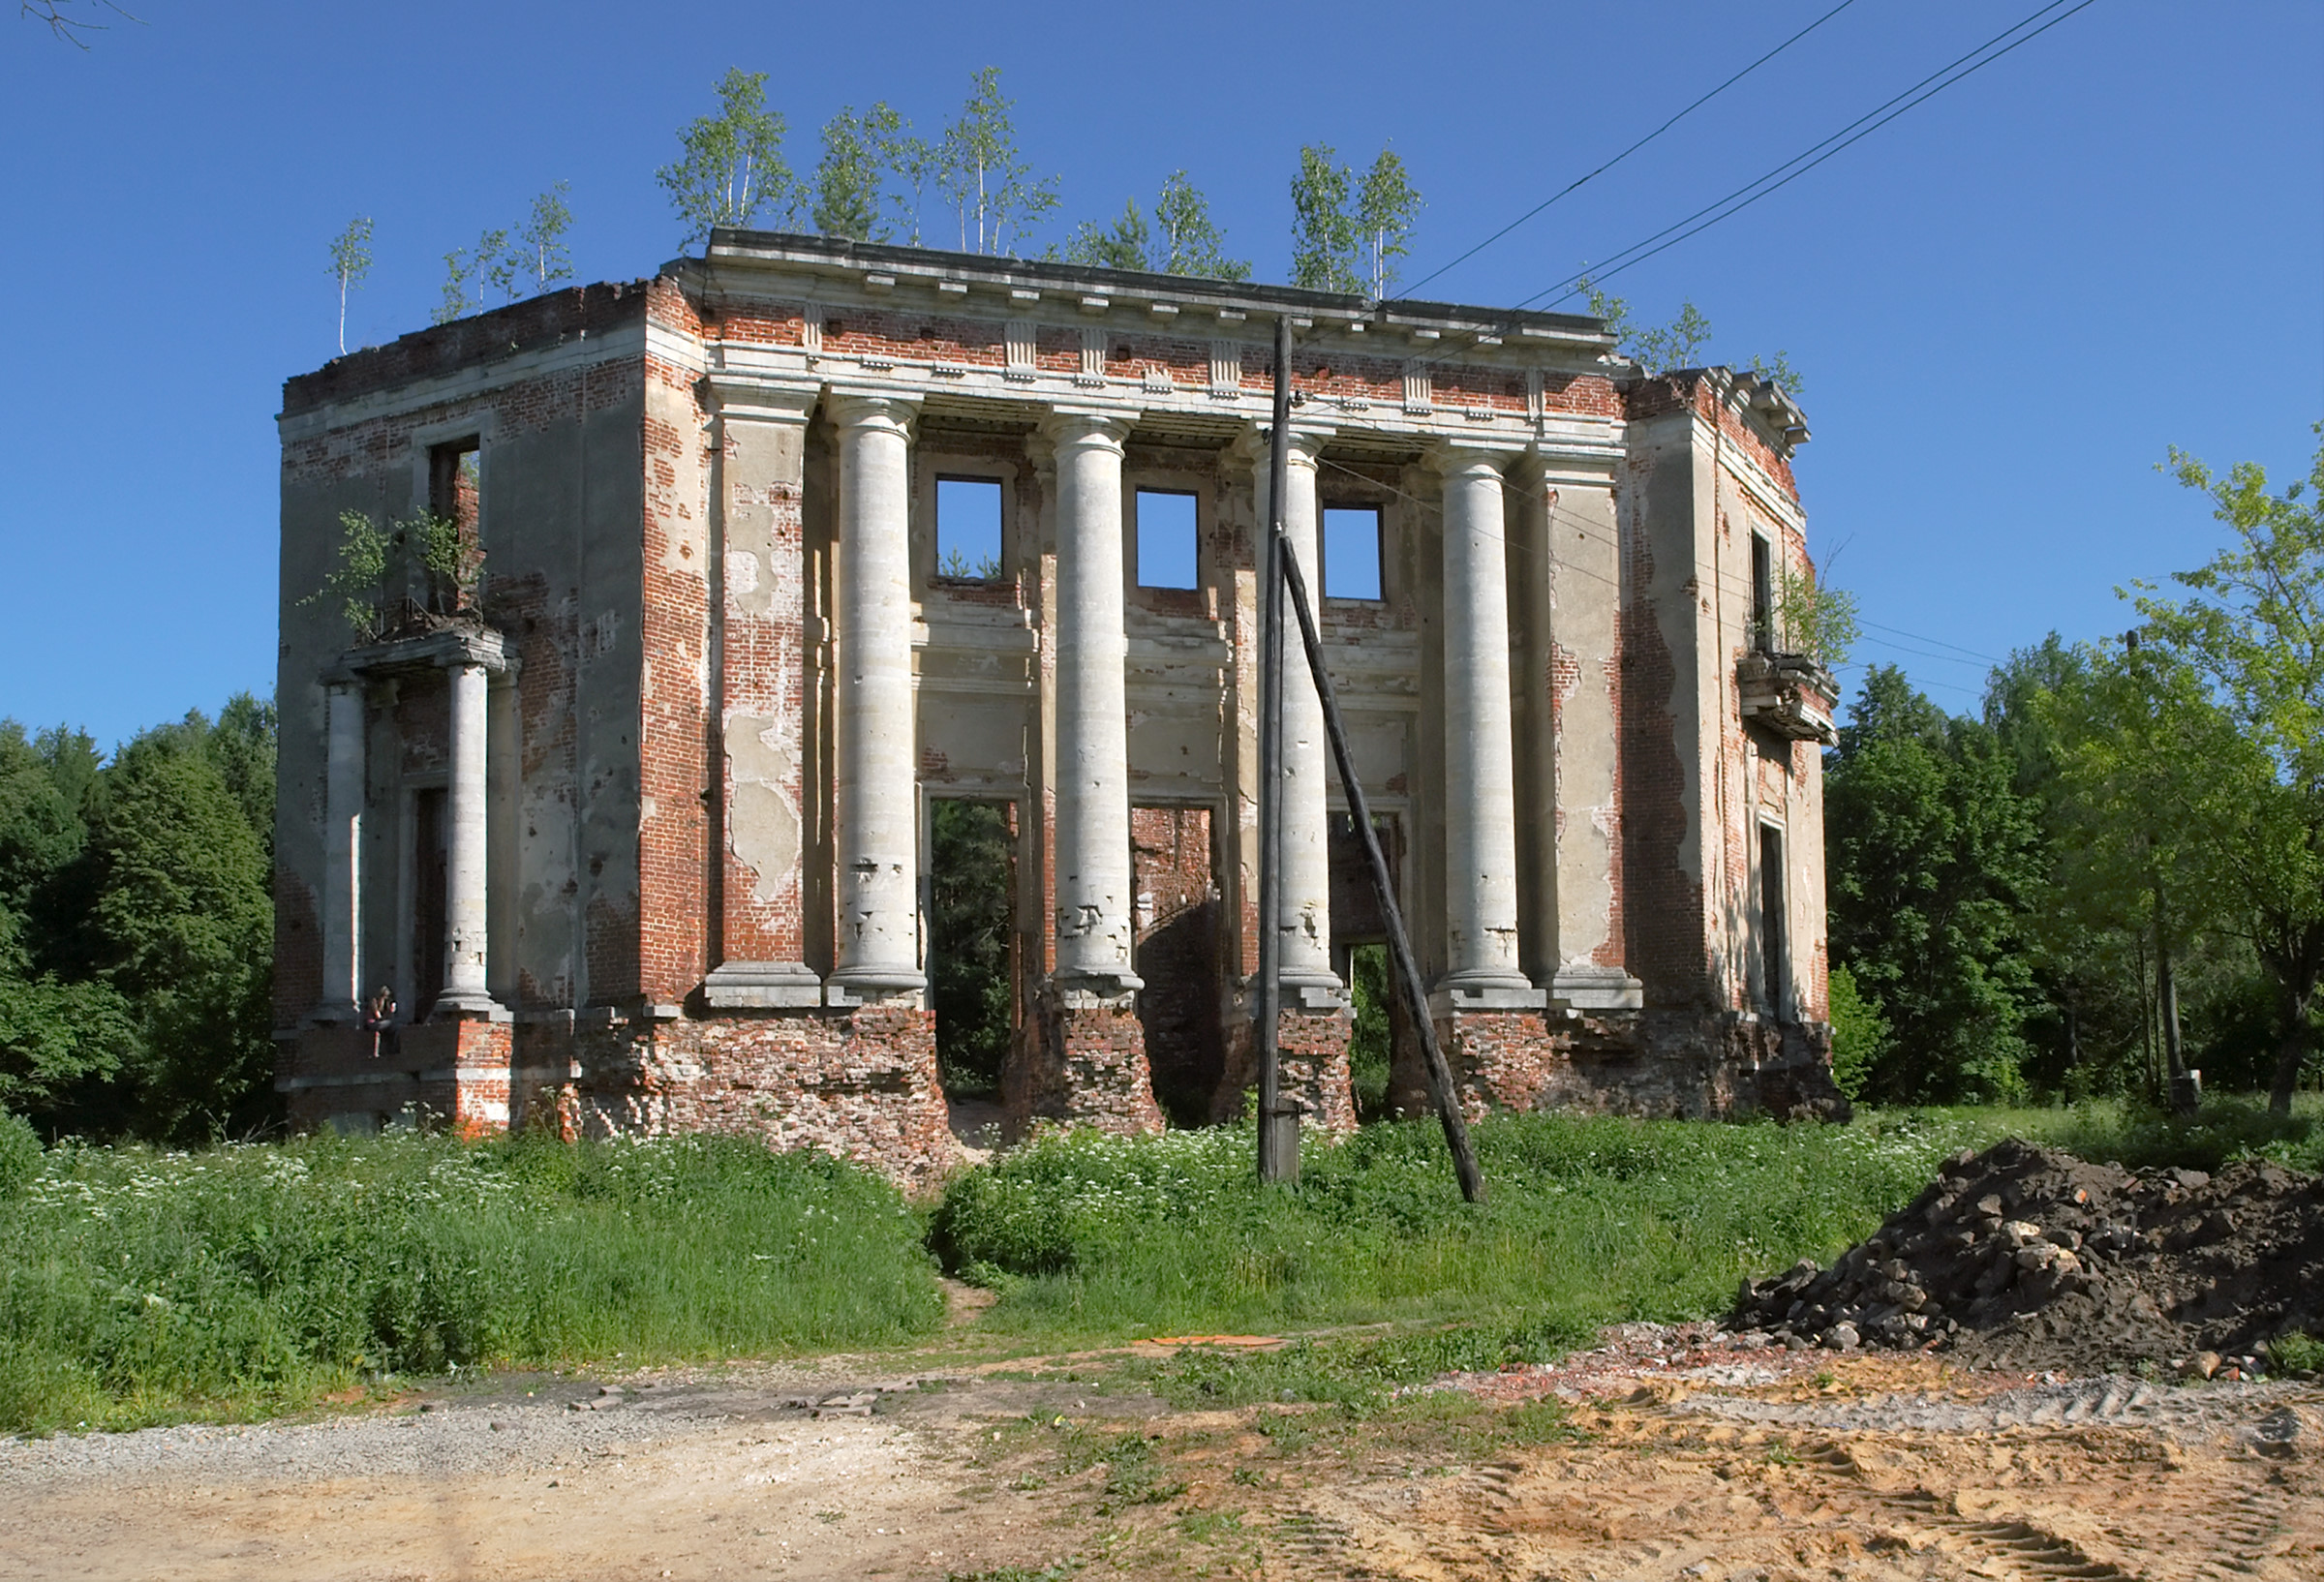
1731, 1139, 2324, 1376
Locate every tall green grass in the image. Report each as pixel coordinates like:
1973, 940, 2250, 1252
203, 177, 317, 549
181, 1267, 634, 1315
930, 1097, 2323, 1345
6, 1094, 2312, 1436
0, 1131, 942, 1434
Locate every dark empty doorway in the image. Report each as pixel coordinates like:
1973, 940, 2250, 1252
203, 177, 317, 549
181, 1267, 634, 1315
1330, 810, 1415, 1121
411, 787, 447, 1018
1132, 806, 1224, 1128
929, 799, 1017, 1098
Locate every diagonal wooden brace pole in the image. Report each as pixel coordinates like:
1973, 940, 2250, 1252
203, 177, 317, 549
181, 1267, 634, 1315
1276, 528, 1486, 1203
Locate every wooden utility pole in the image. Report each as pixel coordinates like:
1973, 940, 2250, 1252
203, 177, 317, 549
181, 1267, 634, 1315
1255, 313, 1484, 1202
1255, 315, 1295, 1183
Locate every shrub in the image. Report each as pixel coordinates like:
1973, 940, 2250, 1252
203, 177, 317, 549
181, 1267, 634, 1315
0, 1108, 38, 1199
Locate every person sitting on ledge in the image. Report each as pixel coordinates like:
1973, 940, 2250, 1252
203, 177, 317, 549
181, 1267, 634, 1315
361, 985, 399, 1060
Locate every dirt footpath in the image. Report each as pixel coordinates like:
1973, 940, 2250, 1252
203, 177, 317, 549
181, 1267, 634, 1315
2, 1337, 2319, 1581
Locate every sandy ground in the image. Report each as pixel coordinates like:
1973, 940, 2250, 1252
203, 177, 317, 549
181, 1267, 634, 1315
3, 1332, 2319, 1582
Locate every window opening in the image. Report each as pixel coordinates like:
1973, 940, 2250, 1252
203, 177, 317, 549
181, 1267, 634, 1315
1758, 823, 1787, 1018
1135, 489, 1199, 590
416, 439, 483, 621
1751, 532, 1775, 652
1323, 505, 1384, 600
930, 799, 1017, 1100
934, 476, 1003, 580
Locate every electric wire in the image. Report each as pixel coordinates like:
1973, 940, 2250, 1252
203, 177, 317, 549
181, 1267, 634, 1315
1856, 618, 2007, 666
1517, 0, 2102, 315
1398, 0, 2102, 376
1400, 0, 1864, 299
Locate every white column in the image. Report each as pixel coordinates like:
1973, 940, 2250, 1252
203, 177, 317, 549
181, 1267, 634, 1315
1258, 427, 1341, 1006
315, 679, 364, 1021
1432, 446, 1539, 1000
433, 657, 503, 1017
827, 393, 925, 1002
1047, 411, 1141, 992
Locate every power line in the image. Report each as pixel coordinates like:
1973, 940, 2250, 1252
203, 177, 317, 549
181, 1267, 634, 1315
1856, 618, 2006, 666
1405, 0, 2101, 376
1520, 0, 2103, 316
1401, 0, 1864, 299
1855, 633, 1999, 671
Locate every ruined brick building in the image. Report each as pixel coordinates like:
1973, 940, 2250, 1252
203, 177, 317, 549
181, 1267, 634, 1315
273, 230, 1845, 1182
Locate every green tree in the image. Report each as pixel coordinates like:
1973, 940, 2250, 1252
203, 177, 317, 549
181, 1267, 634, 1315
880, 118, 938, 246
936, 67, 1058, 255
1579, 279, 1803, 394
0, 723, 133, 1119
810, 103, 902, 241
1152, 171, 1249, 281
431, 246, 474, 326
80, 717, 276, 1141
474, 226, 517, 303
518, 182, 574, 289
658, 67, 792, 246
2040, 638, 2227, 1110
207, 692, 277, 854
1824, 666, 2043, 1101
1749, 350, 1806, 401
1353, 148, 1422, 299
1289, 144, 1361, 292
1983, 636, 2135, 1096
326, 216, 372, 355
2130, 426, 2324, 1110
1065, 198, 1150, 270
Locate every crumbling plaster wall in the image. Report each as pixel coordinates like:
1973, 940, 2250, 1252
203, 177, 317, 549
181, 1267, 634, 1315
275, 285, 656, 1051
1618, 371, 1829, 1032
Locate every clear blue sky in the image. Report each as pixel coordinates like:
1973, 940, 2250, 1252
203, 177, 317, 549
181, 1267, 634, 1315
2, 0, 2316, 746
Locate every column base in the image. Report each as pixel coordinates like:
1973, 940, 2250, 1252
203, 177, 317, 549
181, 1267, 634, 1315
1550, 964, 1644, 1011
824, 968, 926, 1009
1047, 968, 1143, 1009
430, 988, 512, 1023
1005, 978, 1162, 1137
1279, 969, 1347, 1012
1427, 974, 1546, 1015
702, 961, 825, 1010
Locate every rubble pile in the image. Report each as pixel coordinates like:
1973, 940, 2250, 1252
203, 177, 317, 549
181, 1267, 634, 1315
1731, 1138, 2324, 1376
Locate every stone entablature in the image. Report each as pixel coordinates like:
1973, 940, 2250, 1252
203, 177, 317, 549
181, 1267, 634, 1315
272, 232, 1842, 1175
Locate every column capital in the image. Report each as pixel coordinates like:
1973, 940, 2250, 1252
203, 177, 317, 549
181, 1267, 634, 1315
705, 378, 817, 426
1427, 441, 1517, 479
1231, 421, 1335, 471
824, 388, 922, 435
1038, 407, 1134, 452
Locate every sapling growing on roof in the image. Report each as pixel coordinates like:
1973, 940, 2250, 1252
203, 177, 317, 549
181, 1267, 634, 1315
325, 216, 372, 355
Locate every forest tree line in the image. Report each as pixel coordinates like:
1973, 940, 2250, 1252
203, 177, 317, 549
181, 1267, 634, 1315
0, 701, 276, 1142
1828, 427, 2324, 1113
